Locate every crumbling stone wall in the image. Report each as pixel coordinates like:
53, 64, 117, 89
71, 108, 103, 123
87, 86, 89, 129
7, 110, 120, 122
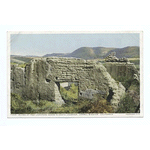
11, 65, 25, 96
104, 62, 138, 80
11, 57, 126, 110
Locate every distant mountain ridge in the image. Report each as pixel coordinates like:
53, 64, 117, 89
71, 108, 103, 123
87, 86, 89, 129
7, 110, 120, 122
11, 55, 39, 57
43, 46, 139, 59
43, 53, 70, 57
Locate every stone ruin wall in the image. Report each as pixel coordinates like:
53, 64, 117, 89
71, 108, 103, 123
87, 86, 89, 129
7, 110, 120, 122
104, 62, 139, 80
104, 52, 139, 81
11, 57, 126, 110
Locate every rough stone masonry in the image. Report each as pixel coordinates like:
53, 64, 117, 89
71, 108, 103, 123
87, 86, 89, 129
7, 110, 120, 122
11, 57, 127, 110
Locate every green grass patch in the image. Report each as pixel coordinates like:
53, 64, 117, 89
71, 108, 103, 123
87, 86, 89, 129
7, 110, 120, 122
60, 83, 78, 102
11, 62, 27, 68
11, 93, 114, 114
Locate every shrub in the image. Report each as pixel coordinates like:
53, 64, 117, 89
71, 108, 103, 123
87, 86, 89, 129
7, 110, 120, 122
116, 94, 137, 113
77, 96, 113, 113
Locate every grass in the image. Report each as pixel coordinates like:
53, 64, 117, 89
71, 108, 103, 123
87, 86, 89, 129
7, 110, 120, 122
11, 62, 27, 68
11, 93, 114, 114
11, 93, 59, 114
60, 83, 78, 102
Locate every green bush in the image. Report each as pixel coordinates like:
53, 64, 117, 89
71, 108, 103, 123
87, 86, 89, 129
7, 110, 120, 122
116, 94, 137, 113
77, 95, 113, 113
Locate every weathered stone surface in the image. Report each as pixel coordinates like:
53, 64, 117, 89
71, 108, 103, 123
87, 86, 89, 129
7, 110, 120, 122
79, 89, 106, 99
104, 62, 138, 80
54, 83, 65, 105
94, 63, 126, 109
11, 57, 126, 110
126, 90, 140, 106
11, 65, 25, 97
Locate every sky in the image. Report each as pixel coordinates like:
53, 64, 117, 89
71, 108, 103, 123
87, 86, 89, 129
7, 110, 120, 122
10, 33, 140, 56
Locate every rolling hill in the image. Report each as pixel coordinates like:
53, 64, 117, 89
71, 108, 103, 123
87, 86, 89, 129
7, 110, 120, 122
11, 46, 139, 63
104, 46, 139, 58
11, 55, 32, 64
43, 46, 139, 59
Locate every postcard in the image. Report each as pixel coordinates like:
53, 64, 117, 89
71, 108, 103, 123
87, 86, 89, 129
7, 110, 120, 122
7, 31, 143, 117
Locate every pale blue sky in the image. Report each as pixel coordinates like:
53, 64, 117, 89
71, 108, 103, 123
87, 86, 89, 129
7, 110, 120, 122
11, 33, 140, 56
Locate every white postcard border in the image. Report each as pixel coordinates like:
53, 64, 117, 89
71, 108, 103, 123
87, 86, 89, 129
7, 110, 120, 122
7, 31, 143, 118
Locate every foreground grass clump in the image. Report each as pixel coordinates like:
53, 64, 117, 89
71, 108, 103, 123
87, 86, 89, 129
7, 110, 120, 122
11, 93, 59, 114
11, 93, 114, 114
11, 93, 28, 114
